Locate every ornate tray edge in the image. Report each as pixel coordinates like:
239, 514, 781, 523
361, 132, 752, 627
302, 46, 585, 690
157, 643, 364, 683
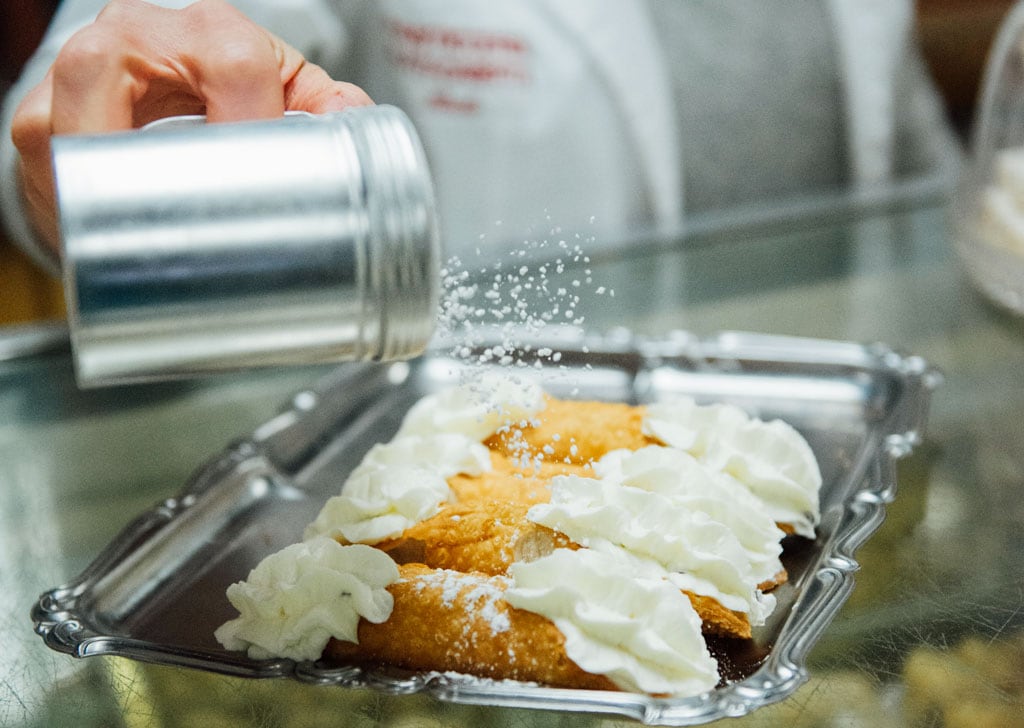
30, 331, 942, 726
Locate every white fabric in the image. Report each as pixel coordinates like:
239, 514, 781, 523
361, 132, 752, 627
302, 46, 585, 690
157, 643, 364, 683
825, 0, 913, 188
1, 0, 948, 273
359, 0, 679, 258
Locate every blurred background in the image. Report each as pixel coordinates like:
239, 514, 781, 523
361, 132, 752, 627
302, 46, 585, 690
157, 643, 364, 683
3, 6, 1024, 728
0, 0, 1016, 326
0, 0, 63, 324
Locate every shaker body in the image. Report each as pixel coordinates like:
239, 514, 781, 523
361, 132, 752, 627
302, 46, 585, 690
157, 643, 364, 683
53, 105, 440, 387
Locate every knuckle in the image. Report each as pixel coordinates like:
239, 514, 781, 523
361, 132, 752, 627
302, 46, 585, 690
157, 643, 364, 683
211, 40, 275, 84
182, 0, 275, 85
96, 0, 135, 17
94, 0, 150, 26
184, 0, 242, 26
10, 111, 46, 157
53, 26, 121, 78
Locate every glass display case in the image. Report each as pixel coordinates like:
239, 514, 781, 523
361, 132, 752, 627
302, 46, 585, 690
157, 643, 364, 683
956, 0, 1024, 315
3, 199, 1024, 727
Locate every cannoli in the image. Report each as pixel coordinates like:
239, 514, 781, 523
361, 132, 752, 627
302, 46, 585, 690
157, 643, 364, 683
375, 501, 573, 576
217, 377, 823, 698
327, 545, 724, 697
325, 563, 617, 691
484, 396, 651, 465
375, 500, 756, 639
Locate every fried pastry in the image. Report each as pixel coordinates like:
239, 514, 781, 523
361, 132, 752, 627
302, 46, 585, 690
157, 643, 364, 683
377, 499, 756, 639
217, 375, 823, 697
325, 563, 616, 691
376, 501, 573, 576
484, 396, 651, 465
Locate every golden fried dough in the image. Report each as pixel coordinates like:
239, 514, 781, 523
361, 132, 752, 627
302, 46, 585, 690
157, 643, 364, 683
446, 451, 591, 506
374, 499, 755, 640
376, 501, 573, 575
484, 397, 651, 465
325, 563, 616, 691
685, 591, 752, 640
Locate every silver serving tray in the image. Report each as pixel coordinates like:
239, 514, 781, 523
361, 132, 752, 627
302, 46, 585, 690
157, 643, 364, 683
32, 330, 940, 725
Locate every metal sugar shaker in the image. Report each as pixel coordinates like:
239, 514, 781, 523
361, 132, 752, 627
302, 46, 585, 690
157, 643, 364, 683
52, 104, 440, 387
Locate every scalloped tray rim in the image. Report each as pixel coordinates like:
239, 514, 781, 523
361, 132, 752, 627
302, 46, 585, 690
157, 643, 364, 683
31, 330, 941, 726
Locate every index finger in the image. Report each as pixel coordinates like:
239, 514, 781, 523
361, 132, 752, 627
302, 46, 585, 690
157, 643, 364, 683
49, 0, 287, 135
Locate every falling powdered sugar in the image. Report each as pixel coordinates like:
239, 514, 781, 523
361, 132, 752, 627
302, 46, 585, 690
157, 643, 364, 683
436, 225, 611, 374
432, 223, 613, 470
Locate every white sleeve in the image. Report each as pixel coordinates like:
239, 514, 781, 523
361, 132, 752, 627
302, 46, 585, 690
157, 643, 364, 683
0, 0, 350, 275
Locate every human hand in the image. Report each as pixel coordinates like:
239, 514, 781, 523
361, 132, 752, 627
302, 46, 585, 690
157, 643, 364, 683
10, 0, 373, 258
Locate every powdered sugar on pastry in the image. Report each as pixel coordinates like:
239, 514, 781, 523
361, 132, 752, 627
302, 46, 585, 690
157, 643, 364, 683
396, 371, 545, 441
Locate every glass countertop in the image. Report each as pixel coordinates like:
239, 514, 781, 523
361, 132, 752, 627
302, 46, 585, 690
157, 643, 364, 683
3, 200, 1023, 728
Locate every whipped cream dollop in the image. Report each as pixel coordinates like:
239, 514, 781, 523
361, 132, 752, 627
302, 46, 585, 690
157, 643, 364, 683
643, 397, 821, 538
595, 446, 786, 586
395, 372, 545, 441
978, 147, 1024, 256
348, 433, 492, 481
527, 473, 774, 621
306, 434, 490, 544
505, 547, 719, 696
304, 465, 452, 544
214, 538, 399, 661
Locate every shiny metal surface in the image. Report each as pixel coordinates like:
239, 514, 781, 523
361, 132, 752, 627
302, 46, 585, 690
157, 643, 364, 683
6, 202, 1024, 728
29, 330, 937, 725
0, 321, 68, 361
53, 105, 439, 387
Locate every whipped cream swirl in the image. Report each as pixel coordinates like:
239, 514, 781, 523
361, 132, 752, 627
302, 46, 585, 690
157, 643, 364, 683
306, 433, 490, 544
304, 465, 452, 544
306, 375, 543, 544
349, 433, 492, 481
505, 548, 719, 696
396, 372, 545, 440
643, 396, 821, 537
215, 538, 398, 661
527, 472, 775, 622
595, 446, 786, 586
